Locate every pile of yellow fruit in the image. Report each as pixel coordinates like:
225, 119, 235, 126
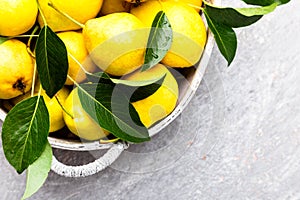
0, 0, 207, 141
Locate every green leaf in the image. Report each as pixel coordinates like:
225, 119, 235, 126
236, 3, 278, 16
242, 0, 290, 6
78, 83, 150, 143
111, 77, 164, 86
117, 74, 166, 102
86, 72, 166, 102
204, 3, 263, 28
22, 142, 52, 200
203, 10, 237, 66
2, 96, 50, 174
203, 2, 279, 65
35, 25, 68, 98
142, 11, 173, 71
0, 36, 8, 45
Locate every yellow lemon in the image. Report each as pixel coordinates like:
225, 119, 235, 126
57, 31, 97, 85
131, 0, 207, 67
12, 86, 70, 132
0, 0, 38, 36
83, 13, 147, 76
125, 64, 178, 128
63, 89, 109, 140
37, 0, 104, 32
100, 0, 131, 15
0, 39, 34, 99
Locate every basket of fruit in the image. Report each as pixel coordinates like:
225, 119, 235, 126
0, 0, 289, 198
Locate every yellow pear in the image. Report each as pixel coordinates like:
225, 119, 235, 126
83, 13, 147, 76
0, 39, 34, 99
0, 0, 38, 36
37, 0, 104, 32
131, 0, 207, 67
57, 31, 97, 85
63, 89, 109, 140
125, 64, 178, 128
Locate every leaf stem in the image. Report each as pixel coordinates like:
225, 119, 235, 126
99, 138, 120, 144
37, 84, 42, 97
202, 0, 210, 6
67, 74, 80, 87
27, 48, 35, 58
10, 35, 39, 38
36, 0, 47, 25
68, 53, 94, 76
31, 63, 37, 97
54, 95, 74, 119
187, 3, 204, 11
27, 26, 40, 47
26, 26, 40, 58
26, 49, 35, 58
48, 1, 85, 29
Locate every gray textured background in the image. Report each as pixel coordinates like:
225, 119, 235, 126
1, 0, 300, 199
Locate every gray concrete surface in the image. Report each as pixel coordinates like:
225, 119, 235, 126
1, 0, 300, 199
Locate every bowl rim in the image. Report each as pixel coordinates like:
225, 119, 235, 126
0, 0, 220, 151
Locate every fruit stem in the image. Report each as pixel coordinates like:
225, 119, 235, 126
36, 0, 48, 25
27, 48, 35, 58
55, 95, 74, 119
69, 53, 94, 76
99, 138, 120, 144
10, 35, 39, 38
31, 63, 37, 97
67, 75, 80, 87
37, 84, 43, 98
187, 4, 204, 11
48, 1, 85, 29
27, 26, 40, 58
202, 0, 213, 7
